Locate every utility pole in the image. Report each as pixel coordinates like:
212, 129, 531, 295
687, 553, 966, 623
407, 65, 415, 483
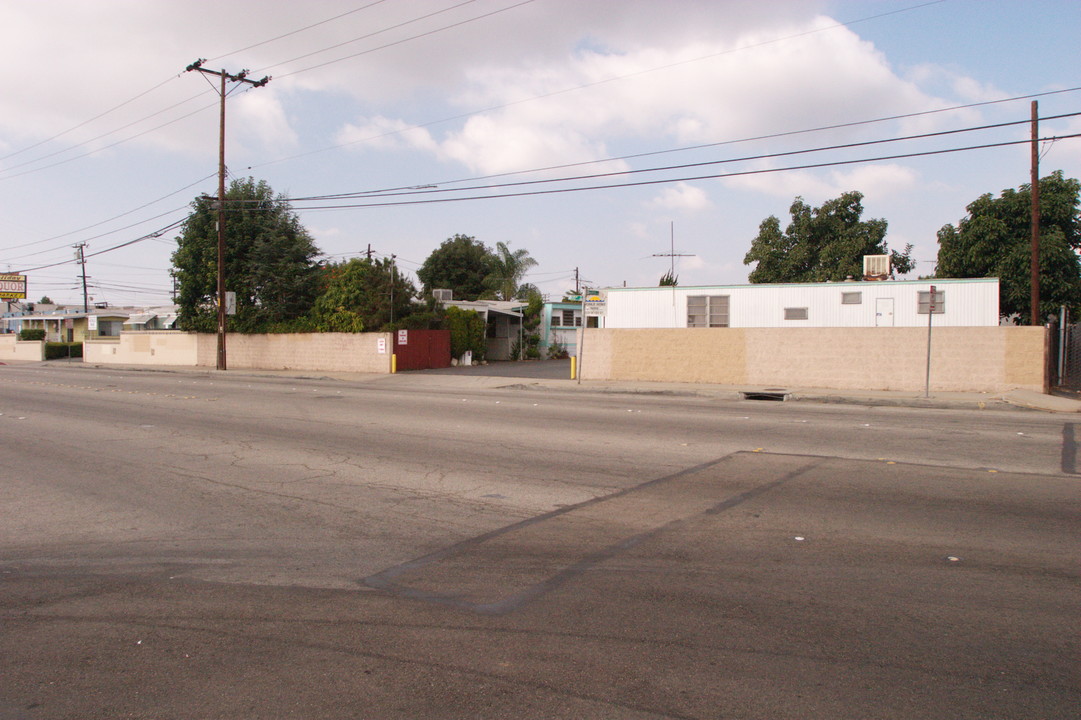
389, 254, 397, 324
185, 59, 270, 370
73, 242, 89, 313
366, 244, 373, 260
1030, 100, 1041, 326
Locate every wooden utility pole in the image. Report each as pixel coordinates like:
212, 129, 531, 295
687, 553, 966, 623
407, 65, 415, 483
185, 59, 270, 369
1031, 100, 1041, 326
73, 242, 89, 313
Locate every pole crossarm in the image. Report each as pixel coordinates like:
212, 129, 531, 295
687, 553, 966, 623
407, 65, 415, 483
185, 59, 270, 87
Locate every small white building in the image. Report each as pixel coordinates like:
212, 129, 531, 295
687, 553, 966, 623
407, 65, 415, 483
601, 277, 1000, 329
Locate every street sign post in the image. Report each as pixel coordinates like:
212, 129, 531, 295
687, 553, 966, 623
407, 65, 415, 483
925, 284, 936, 398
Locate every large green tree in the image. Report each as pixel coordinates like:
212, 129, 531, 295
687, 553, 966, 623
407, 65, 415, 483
417, 234, 496, 301
172, 178, 321, 332
310, 257, 417, 332
743, 191, 914, 283
485, 241, 538, 301
936, 170, 1081, 323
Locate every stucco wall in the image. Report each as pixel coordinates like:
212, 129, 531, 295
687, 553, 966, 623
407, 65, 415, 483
579, 326, 1046, 393
220, 333, 392, 373
0, 336, 44, 362
85, 331, 393, 374
85, 332, 201, 366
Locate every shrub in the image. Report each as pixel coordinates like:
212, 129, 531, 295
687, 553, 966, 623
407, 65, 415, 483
19, 328, 45, 341
547, 340, 569, 359
445, 306, 486, 361
45, 342, 83, 360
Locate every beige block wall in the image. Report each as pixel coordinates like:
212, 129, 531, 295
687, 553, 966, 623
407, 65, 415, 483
0, 336, 44, 361
85, 331, 394, 374
85, 332, 202, 366
219, 333, 392, 373
582, 326, 1046, 393
581, 329, 749, 384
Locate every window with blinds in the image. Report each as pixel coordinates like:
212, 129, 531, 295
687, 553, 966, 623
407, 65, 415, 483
687, 295, 730, 327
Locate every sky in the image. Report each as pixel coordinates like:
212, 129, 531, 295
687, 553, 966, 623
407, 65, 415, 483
1, 0, 1079, 308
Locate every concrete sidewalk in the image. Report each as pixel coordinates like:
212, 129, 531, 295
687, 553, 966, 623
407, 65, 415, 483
34, 358, 1081, 413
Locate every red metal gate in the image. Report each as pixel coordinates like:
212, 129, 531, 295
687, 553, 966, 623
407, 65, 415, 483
392, 329, 451, 371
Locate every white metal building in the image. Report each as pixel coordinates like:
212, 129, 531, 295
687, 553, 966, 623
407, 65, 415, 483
601, 277, 1000, 328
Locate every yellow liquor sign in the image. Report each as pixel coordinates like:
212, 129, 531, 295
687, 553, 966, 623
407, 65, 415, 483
0, 274, 27, 300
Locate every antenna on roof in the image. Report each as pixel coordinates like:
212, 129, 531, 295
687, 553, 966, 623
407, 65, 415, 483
651, 221, 695, 282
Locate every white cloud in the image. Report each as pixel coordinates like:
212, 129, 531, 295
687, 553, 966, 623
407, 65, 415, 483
723, 163, 917, 203
336, 116, 438, 153
649, 182, 711, 210
235, 92, 298, 152
372, 12, 960, 186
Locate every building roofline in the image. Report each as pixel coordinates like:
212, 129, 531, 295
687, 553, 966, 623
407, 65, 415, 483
604, 277, 999, 292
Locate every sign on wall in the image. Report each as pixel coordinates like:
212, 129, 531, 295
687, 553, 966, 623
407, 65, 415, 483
0, 274, 27, 300
398, 329, 408, 345
583, 293, 606, 317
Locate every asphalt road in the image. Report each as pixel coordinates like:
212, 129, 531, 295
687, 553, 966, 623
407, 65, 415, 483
0, 364, 1078, 719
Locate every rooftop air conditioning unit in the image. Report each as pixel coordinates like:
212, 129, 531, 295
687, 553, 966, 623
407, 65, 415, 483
863, 255, 889, 281
432, 289, 453, 302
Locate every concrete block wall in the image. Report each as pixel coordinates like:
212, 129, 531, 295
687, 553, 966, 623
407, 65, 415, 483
85, 332, 201, 366
85, 332, 394, 374
579, 326, 1046, 393
0, 336, 44, 362
220, 333, 392, 373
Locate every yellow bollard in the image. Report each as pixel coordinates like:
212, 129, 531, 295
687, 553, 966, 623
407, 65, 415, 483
392, 353, 397, 374
570, 356, 576, 380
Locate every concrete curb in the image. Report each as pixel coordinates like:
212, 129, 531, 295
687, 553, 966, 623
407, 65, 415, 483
21, 359, 1081, 413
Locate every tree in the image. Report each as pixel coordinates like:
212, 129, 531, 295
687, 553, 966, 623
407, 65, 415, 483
310, 257, 417, 332
485, 241, 538, 301
659, 271, 678, 286
445, 306, 486, 361
743, 191, 914, 283
936, 170, 1081, 323
417, 234, 495, 301
171, 178, 321, 332
38, 296, 53, 304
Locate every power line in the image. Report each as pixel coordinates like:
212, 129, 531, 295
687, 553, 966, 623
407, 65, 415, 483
0, 2, 395, 175
13, 219, 185, 274
0, 98, 219, 182
283, 133, 1081, 211
207, 0, 393, 63
282, 112, 1081, 204
0, 205, 192, 263
250, 0, 954, 171
0, 175, 214, 255
255, 0, 482, 76
271, 0, 531, 79
266, 86, 1081, 198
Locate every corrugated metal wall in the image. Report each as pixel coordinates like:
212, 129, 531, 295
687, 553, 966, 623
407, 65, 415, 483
603, 279, 999, 328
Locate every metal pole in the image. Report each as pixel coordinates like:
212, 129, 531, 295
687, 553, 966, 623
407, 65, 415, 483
1030, 100, 1041, 326
216, 70, 227, 371
925, 285, 935, 398
577, 292, 586, 384
1059, 306, 1068, 386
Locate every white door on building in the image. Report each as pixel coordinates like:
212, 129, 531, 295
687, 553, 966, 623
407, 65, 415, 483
875, 297, 895, 326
